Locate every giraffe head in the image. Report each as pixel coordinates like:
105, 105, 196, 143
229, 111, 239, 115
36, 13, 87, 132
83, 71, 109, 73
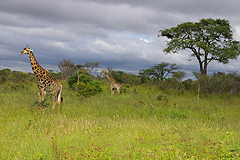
20, 45, 33, 55
104, 70, 107, 74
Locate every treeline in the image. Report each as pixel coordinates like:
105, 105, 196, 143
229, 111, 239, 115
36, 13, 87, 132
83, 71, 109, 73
1, 60, 240, 97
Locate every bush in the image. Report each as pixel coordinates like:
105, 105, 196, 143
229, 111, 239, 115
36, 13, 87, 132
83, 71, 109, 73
68, 71, 102, 98
121, 84, 130, 93
74, 81, 102, 98
183, 79, 197, 91
198, 73, 240, 95
68, 71, 91, 90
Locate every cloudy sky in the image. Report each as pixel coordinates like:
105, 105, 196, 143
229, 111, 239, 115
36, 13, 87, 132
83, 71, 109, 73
0, 0, 240, 79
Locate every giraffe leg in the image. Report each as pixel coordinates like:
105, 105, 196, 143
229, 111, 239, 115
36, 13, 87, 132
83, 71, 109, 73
38, 92, 41, 102
57, 85, 62, 104
117, 88, 120, 95
38, 89, 45, 102
52, 101, 57, 110
111, 87, 114, 95
52, 89, 61, 110
52, 95, 57, 110
51, 84, 62, 110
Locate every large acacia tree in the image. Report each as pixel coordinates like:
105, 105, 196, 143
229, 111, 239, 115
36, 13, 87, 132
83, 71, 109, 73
159, 18, 240, 75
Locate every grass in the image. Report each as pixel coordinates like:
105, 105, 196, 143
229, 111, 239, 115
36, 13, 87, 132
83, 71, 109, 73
0, 81, 240, 159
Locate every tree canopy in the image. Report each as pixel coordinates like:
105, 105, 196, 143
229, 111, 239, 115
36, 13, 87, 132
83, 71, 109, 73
141, 62, 180, 81
159, 18, 240, 75
58, 58, 75, 80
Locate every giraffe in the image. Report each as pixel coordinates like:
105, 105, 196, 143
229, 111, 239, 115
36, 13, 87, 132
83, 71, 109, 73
104, 70, 121, 95
20, 45, 63, 110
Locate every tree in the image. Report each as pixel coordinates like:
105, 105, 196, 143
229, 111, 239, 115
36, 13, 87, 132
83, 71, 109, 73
159, 18, 240, 75
141, 62, 180, 81
67, 70, 102, 98
104, 67, 124, 83
58, 58, 75, 80
67, 71, 91, 90
74, 64, 85, 96
138, 70, 149, 84
0, 68, 11, 83
112, 71, 124, 83
172, 71, 186, 90
107, 67, 113, 73
84, 62, 100, 78
105, 66, 114, 77
84, 62, 91, 73
10, 71, 27, 84
48, 69, 61, 79
122, 73, 141, 86
74, 65, 84, 72
172, 71, 186, 83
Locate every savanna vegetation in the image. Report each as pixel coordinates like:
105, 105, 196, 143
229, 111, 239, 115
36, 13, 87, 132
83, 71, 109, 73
1, 18, 240, 159
1, 66, 240, 159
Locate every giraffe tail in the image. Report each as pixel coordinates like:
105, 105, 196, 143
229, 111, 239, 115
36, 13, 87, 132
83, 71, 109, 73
57, 84, 63, 104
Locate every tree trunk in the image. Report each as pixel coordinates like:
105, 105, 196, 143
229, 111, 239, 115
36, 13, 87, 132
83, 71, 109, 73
75, 70, 80, 97
200, 63, 207, 75
197, 79, 200, 99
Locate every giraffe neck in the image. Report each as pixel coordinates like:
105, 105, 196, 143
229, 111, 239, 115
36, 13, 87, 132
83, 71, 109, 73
106, 73, 115, 83
28, 52, 45, 79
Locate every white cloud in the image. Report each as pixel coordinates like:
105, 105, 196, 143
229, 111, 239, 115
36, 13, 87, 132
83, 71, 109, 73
89, 39, 126, 55
47, 42, 69, 50
233, 26, 240, 41
140, 38, 150, 43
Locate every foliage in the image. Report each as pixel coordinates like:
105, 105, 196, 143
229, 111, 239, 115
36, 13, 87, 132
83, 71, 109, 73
74, 81, 102, 98
4, 82, 27, 91
159, 18, 240, 75
32, 93, 51, 108
67, 71, 91, 90
120, 84, 130, 93
9, 71, 28, 83
138, 70, 149, 84
112, 70, 125, 83
74, 64, 84, 71
198, 72, 240, 96
182, 79, 197, 91
172, 71, 186, 82
122, 73, 141, 86
141, 62, 180, 81
58, 58, 75, 80
0, 68, 11, 84
171, 71, 186, 90
105, 69, 141, 86
68, 70, 102, 97
84, 62, 100, 77
48, 69, 62, 79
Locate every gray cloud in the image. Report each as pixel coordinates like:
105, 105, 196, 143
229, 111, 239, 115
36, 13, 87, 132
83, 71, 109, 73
0, 0, 240, 80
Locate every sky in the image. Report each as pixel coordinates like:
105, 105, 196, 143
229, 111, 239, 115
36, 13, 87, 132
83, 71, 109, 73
0, 0, 240, 80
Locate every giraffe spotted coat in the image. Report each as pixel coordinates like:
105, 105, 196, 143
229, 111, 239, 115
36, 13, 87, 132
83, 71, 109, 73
104, 70, 121, 95
21, 45, 62, 109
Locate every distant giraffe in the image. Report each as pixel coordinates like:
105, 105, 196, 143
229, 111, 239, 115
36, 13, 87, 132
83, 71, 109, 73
104, 70, 121, 95
20, 45, 62, 110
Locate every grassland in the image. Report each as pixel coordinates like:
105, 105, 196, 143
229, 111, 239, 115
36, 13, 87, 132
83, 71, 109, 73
0, 81, 240, 159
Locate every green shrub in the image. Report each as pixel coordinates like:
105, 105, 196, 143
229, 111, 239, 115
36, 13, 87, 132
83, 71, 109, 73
68, 71, 91, 90
74, 81, 102, 98
68, 71, 102, 98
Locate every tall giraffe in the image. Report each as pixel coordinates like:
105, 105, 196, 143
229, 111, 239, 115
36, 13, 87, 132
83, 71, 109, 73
104, 70, 121, 95
20, 45, 62, 110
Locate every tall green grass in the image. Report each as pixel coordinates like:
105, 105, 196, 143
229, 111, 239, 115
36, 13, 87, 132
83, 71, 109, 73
0, 82, 239, 159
